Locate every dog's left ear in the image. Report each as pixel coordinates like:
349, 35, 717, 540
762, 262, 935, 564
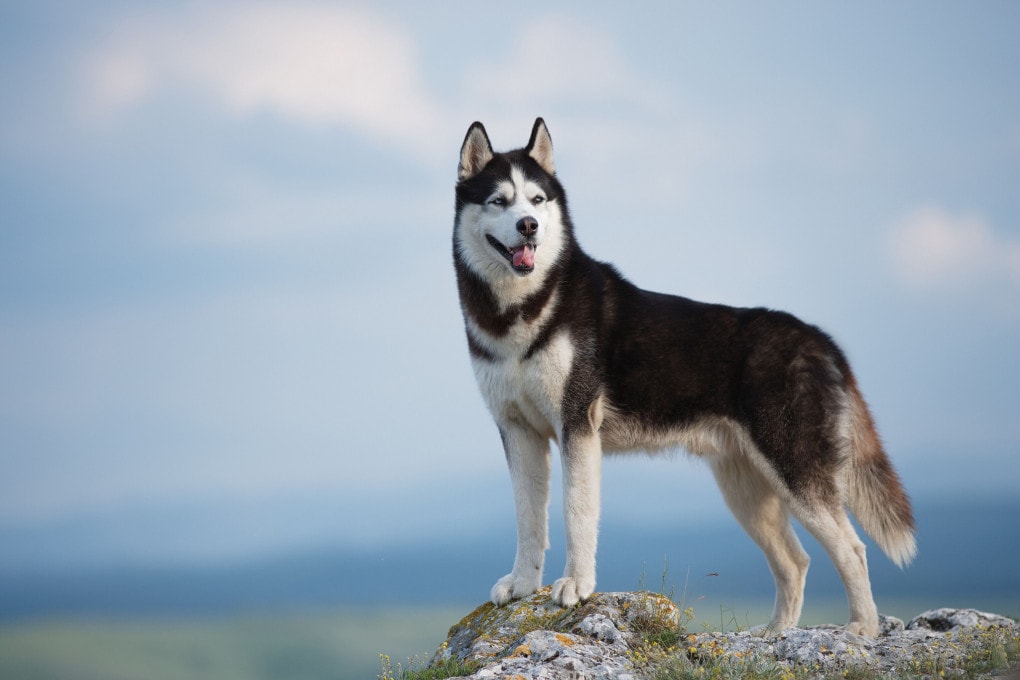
526, 118, 555, 175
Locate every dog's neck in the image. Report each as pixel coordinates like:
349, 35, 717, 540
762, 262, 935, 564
454, 249, 564, 336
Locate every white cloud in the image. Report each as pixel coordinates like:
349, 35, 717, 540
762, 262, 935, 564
887, 206, 1020, 290
77, 6, 689, 170
80, 3, 442, 155
463, 17, 663, 108
455, 16, 676, 151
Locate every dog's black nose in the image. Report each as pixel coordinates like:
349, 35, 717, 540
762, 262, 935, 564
517, 217, 538, 236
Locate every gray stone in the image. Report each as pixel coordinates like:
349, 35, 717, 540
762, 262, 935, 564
432, 588, 678, 678
907, 607, 1015, 632
426, 591, 1018, 679
878, 613, 905, 635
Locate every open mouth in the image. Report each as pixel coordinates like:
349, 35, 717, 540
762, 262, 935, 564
486, 234, 537, 274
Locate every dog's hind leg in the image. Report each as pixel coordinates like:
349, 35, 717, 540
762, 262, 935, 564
710, 453, 810, 635
791, 501, 879, 637
491, 423, 552, 606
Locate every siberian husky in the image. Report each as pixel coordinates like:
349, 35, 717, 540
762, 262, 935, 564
452, 118, 915, 636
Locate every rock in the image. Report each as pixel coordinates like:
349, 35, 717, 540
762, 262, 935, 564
432, 587, 678, 679
907, 607, 1015, 632
425, 591, 1018, 679
878, 613, 905, 635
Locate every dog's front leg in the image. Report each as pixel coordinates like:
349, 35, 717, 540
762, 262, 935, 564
552, 429, 602, 607
490, 423, 552, 606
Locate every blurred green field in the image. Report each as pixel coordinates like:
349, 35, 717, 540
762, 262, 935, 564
0, 607, 466, 680
2, 598, 1014, 680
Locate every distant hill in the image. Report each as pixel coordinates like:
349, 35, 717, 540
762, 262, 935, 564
1, 498, 1017, 621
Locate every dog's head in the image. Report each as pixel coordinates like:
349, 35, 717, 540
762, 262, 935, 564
454, 118, 568, 282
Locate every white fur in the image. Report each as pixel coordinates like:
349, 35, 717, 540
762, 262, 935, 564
555, 428, 601, 607
455, 151, 577, 606
471, 329, 572, 437
478, 330, 578, 606
459, 195, 595, 608
710, 451, 810, 634
491, 423, 552, 604
459, 166, 581, 606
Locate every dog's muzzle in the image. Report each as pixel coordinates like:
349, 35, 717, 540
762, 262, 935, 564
486, 234, 537, 274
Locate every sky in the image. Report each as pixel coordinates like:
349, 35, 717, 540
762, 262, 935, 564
1, 1, 1019, 570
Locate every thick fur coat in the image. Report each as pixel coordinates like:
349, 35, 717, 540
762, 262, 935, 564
452, 118, 915, 637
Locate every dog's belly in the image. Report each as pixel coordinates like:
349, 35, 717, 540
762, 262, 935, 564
471, 330, 574, 440
599, 408, 748, 459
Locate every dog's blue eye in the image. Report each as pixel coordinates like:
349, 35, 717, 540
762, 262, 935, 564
489, 197, 507, 207
532, 195, 545, 205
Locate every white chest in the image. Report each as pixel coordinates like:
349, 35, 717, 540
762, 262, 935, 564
470, 328, 574, 440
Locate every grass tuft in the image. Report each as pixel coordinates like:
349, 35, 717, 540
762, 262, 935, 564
378, 646, 481, 680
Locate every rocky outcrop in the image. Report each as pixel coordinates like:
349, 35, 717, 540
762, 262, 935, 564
427, 588, 1018, 679
681, 608, 1017, 676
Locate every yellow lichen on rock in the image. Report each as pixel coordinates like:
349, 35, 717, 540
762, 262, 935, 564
555, 633, 577, 646
508, 643, 531, 658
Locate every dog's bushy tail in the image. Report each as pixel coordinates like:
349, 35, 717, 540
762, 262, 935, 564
844, 378, 917, 568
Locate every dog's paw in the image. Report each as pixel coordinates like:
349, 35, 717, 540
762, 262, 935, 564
490, 574, 539, 606
551, 575, 594, 607
845, 620, 878, 638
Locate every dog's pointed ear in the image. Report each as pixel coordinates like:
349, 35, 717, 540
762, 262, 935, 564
459, 122, 494, 181
526, 117, 555, 175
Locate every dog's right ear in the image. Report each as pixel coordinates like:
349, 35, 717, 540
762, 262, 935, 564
458, 122, 494, 181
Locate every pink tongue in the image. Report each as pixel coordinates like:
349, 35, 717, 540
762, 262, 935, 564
512, 244, 536, 268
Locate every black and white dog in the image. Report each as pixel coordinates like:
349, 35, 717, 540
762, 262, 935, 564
452, 118, 915, 636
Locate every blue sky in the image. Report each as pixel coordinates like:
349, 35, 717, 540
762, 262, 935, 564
1, 1, 1018, 567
